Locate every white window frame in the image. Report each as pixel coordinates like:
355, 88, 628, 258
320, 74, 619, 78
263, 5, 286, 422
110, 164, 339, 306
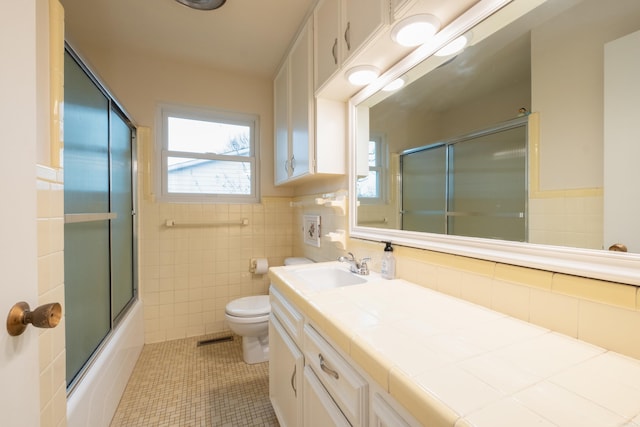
357, 133, 387, 204
156, 103, 260, 203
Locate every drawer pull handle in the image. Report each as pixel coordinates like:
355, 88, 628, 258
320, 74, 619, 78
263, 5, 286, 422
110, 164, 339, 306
344, 21, 351, 51
331, 38, 338, 64
319, 354, 339, 380
291, 364, 297, 397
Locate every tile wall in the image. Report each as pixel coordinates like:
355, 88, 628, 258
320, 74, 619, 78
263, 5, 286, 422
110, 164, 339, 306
36, 165, 67, 427
139, 197, 294, 343
529, 193, 603, 250
292, 191, 350, 263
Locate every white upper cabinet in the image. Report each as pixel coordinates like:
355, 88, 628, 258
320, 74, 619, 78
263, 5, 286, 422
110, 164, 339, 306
274, 20, 313, 185
274, 63, 290, 185
343, 0, 387, 61
289, 19, 314, 181
314, 0, 342, 92
314, 0, 388, 92
274, 18, 346, 186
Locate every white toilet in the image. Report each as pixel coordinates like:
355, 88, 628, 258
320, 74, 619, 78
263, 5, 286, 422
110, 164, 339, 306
225, 257, 313, 364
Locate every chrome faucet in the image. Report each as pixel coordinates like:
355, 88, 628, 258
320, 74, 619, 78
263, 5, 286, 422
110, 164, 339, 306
337, 252, 370, 275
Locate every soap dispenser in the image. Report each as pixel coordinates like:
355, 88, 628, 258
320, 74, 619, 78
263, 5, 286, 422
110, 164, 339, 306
380, 241, 396, 279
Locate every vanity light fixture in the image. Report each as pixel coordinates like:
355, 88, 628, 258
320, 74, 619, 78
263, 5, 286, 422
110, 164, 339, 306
382, 77, 405, 92
434, 33, 471, 57
391, 14, 441, 47
345, 65, 380, 86
175, 0, 226, 10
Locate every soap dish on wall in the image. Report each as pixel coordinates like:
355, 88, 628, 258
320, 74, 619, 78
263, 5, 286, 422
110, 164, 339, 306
326, 229, 346, 249
303, 215, 321, 247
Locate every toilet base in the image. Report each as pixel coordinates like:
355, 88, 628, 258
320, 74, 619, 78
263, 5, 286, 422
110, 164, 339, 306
241, 334, 269, 364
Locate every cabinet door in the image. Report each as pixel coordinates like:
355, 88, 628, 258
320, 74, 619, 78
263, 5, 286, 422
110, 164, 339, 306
303, 366, 352, 427
274, 63, 290, 185
314, 0, 341, 91
343, 0, 386, 61
269, 315, 303, 427
372, 393, 412, 427
289, 20, 313, 179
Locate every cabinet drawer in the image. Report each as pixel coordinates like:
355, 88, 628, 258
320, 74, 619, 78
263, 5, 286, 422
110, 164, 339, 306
303, 324, 368, 426
303, 366, 351, 427
270, 285, 304, 344
372, 393, 412, 427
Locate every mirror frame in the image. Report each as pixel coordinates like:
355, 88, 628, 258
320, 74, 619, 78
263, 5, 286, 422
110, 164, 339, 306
348, 0, 640, 286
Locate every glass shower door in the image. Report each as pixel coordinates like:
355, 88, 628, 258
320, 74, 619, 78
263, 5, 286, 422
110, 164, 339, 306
110, 108, 134, 321
64, 52, 112, 386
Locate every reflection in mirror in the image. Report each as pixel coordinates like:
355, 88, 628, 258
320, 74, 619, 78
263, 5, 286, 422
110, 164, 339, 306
401, 117, 527, 241
355, 0, 640, 254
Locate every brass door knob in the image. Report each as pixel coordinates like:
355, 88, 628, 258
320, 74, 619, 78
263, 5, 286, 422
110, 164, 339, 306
6, 302, 62, 336
608, 243, 628, 252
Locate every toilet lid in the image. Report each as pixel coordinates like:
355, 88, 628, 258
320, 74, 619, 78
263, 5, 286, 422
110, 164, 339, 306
225, 295, 270, 317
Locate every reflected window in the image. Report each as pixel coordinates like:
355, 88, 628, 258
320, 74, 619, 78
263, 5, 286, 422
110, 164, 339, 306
357, 134, 386, 203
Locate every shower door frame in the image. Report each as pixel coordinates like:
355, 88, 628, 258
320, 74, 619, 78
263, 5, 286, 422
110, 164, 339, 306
63, 44, 139, 393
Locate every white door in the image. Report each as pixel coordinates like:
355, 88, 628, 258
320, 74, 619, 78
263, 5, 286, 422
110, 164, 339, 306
604, 29, 640, 253
0, 1, 42, 425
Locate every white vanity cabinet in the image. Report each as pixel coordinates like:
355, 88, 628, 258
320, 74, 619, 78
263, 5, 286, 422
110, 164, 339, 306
268, 287, 305, 427
304, 324, 368, 426
303, 365, 352, 426
371, 393, 415, 427
314, 0, 387, 91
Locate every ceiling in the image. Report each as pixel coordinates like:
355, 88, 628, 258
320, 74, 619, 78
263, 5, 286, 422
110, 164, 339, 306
60, 0, 316, 78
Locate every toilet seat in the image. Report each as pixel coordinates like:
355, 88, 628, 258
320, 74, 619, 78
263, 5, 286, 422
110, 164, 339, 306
225, 295, 270, 317
225, 313, 270, 324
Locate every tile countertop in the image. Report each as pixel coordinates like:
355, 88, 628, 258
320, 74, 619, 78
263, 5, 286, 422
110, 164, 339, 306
268, 261, 640, 427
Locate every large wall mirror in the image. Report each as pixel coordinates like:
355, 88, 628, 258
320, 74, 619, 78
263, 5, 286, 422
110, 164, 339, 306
349, 0, 640, 284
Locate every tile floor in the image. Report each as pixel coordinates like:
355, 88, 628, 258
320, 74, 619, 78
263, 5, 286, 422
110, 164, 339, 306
110, 332, 279, 426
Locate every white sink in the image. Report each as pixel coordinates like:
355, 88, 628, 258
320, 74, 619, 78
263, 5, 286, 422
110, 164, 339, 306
292, 266, 367, 292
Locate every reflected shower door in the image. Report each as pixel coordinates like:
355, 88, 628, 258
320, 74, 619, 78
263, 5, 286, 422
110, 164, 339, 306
448, 125, 526, 241
401, 145, 446, 233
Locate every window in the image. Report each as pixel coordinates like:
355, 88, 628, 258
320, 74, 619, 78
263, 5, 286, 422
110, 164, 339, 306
157, 104, 260, 203
356, 134, 386, 203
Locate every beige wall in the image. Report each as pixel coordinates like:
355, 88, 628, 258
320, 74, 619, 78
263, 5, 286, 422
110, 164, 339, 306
531, 0, 640, 191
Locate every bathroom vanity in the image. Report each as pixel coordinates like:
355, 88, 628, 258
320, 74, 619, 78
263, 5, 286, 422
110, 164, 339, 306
269, 261, 640, 427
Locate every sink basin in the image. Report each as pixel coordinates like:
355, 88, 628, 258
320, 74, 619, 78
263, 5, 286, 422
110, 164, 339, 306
292, 267, 367, 291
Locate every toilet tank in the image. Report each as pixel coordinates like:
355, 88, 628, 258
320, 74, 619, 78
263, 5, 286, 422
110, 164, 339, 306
284, 257, 313, 266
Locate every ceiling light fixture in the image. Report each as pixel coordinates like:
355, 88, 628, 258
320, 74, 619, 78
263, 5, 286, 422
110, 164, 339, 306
382, 77, 405, 92
391, 14, 441, 47
175, 0, 226, 11
434, 33, 471, 57
345, 65, 380, 86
